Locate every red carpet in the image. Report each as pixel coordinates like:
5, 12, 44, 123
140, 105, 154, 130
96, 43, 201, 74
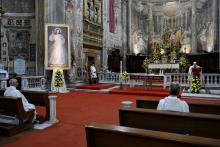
110, 86, 169, 97
3, 91, 220, 147
75, 84, 115, 90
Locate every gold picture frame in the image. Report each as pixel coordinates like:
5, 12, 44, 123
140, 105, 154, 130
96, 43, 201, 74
45, 23, 71, 70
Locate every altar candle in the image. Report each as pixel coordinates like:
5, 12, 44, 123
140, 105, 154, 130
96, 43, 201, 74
120, 61, 122, 74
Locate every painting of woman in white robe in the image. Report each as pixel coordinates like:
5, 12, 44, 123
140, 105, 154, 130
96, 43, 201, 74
45, 24, 71, 69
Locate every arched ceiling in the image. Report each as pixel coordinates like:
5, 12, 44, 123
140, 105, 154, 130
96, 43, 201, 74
133, 0, 209, 11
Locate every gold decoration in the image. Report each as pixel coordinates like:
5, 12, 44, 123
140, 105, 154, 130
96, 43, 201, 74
121, 71, 129, 81
142, 58, 149, 70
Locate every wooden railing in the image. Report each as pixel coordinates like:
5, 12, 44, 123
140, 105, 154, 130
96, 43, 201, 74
98, 72, 220, 88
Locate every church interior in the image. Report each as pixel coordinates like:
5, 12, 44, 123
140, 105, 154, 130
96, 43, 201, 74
1, 0, 220, 146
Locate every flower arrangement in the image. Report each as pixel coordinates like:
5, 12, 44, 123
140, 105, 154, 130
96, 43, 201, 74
121, 71, 129, 81
191, 76, 201, 93
54, 69, 64, 88
152, 48, 161, 62
170, 50, 177, 61
142, 57, 149, 70
179, 55, 187, 67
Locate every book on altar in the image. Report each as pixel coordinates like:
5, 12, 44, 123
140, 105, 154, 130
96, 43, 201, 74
192, 67, 202, 76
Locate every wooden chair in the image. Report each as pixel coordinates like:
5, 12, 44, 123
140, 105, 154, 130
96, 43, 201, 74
86, 123, 220, 147
119, 108, 220, 139
136, 98, 220, 115
0, 96, 34, 136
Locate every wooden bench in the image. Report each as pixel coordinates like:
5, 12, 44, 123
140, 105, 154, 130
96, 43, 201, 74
21, 90, 50, 121
86, 123, 220, 147
0, 96, 34, 136
119, 108, 220, 139
136, 98, 220, 115
0, 90, 50, 121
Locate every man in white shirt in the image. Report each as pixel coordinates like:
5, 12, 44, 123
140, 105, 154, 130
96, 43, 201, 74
4, 78, 36, 115
157, 82, 189, 112
90, 63, 97, 84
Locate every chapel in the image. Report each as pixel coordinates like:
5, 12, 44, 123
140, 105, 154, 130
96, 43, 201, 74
0, 0, 220, 146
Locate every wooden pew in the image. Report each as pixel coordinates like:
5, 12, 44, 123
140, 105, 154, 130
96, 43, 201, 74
0, 96, 34, 136
21, 90, 50, 121
136, 98, 220, 115
119, 108, 220, 139
0, 90, 50, 121
86, 123, 220, 147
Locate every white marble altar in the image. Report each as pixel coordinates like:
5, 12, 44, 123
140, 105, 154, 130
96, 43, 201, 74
148, 63, 179, 75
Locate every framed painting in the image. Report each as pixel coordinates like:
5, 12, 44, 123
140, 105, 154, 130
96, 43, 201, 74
45, 23, 71, 70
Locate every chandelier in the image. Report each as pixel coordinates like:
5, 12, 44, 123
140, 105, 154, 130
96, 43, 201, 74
163, 1, 180, 17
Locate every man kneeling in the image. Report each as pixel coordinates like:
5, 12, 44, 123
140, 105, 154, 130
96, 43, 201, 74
157, 82, 189, 112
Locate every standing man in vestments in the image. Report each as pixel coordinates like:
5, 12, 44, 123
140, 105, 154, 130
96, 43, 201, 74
188, 61, 202, 93
90, 62, 97, 84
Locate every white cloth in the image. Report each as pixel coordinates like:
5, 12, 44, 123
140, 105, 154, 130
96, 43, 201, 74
157, 96, 189, 112
4, 86, 35, 112
90, 65, 97, 78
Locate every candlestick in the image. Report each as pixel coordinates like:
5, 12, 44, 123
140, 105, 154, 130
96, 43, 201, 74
120, 61, 122, 74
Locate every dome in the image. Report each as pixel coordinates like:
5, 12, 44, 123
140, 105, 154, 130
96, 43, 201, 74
163, 1, 180, 17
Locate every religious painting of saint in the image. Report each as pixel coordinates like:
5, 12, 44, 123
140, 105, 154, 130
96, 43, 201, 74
45, 24, 71, 70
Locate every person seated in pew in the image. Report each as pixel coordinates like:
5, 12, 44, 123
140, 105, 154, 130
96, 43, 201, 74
3, 78, 39, 123
157, 82, 189, 112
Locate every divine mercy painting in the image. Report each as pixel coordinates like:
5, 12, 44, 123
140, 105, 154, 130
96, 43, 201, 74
45, 23, 71, 70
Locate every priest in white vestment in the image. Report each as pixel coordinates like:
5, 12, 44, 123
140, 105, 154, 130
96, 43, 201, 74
188, 61, 202, 92
188, 61, 200, 80
157, 82, 189, 112
90, 63, 97, 84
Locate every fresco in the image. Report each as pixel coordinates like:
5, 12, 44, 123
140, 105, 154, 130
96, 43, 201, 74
2, 0, 35, 13
130, 0, 216, 55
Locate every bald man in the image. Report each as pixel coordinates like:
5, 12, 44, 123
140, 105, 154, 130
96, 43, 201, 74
4, 78, 36, 113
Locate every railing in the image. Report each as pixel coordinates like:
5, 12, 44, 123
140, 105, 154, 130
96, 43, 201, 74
164, 73, 220, 88
164, 73, 189, 88
0, 76, 46, 90
98, 72, 159, 86
21, 76, 46, 90
98, 72, 220, 88
98, 72, 120, 84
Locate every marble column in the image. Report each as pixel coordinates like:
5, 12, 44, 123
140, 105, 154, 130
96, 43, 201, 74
219, 0, 220, 66
121, 0, 127, 70
185, 12, 187, 30
48, 95, 58, 123
148, 3, 154, 37
36, 0, 45, 75
128, 0, 132, 54
191, 0, 197, 53
102, 0, 108, 68
212, 0, 217, 51
47, 0, 65, 23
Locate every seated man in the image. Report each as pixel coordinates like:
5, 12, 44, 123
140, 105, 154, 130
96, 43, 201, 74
4, 78, 36, 118
157, 82, 189, 112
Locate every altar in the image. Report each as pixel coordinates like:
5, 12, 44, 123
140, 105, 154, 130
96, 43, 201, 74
148, 63, 179, 75
129, 73, 164, 87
